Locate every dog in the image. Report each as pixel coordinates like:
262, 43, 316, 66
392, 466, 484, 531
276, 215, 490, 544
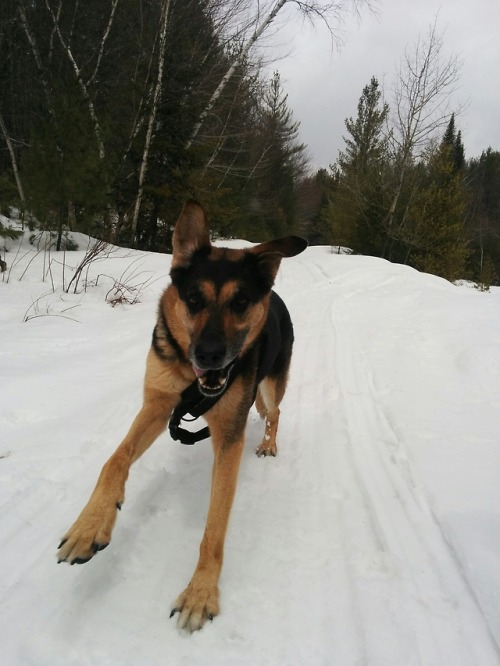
57, 200, 307, 631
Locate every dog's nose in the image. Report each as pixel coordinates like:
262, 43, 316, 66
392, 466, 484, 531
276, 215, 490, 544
194, 336, 226, 369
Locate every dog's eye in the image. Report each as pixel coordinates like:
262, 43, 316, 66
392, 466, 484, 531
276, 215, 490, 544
230, 294, 250, 313
186, 292, 204, 311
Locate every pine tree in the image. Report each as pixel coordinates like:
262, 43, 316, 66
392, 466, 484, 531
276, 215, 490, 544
247, 71, 307, 238
442, 113, 456, 149
323, 77, 389, 254
340, 77, 390, 175
404, 144, 469, 281
453, 130, 465, 171
441, 113, 465, 172
465, 148, 500, 283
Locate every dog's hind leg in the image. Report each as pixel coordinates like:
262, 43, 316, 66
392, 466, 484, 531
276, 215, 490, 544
255, 376, 285, 457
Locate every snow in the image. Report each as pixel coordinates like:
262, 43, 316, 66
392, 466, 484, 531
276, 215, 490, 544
1, 228, 500, 665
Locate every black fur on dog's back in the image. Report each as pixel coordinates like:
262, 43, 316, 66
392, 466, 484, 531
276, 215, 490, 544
256, 291, 293, 384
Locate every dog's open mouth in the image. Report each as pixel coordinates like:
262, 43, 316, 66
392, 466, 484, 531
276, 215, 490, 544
193, 363, 234, 396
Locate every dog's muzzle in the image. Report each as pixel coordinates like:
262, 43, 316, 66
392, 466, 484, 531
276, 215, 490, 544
192, 332, 239, 396
193, 362, 235, 397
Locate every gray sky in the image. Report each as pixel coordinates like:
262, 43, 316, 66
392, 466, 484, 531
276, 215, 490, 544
269, 0, 500, 170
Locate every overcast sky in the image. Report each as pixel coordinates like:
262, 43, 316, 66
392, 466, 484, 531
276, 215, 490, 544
268, 0, 500, 170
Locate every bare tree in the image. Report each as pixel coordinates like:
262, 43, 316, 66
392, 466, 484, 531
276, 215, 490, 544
86, 0, 121, 87
130, 0, 172, 244
386, 20, 463, 230
43, 0, 107, 160
0, 111, 26, 211
186, 0, 371, 150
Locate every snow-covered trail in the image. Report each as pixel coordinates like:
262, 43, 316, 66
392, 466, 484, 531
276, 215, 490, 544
1, 242, 500, 665
278, 252, 500, 665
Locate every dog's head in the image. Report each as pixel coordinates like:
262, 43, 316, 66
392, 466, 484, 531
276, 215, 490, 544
166, 200, 307, 396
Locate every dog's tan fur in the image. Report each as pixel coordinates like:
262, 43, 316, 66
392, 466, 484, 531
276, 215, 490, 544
57, 201, 306, 631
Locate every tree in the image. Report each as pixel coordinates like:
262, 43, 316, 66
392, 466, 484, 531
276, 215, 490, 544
22, 88, 109, 248
403, 143, 469, 281
0, 0, 373, 251
244, 71, 307, 238
441, 113, 465, 172
340, 76, 390, 175
130, 0, 171, 244
0, 110, 25, 214
385, 20, 463, 243
322, 77, 390, 254
295, 168, 334, 244
186, 0, 371, 149
465, 148, 500, 284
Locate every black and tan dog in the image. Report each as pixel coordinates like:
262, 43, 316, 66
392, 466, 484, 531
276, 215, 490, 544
57, 201, 307, 631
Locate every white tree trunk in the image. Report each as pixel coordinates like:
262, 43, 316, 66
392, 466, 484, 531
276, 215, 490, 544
87, 0, 121, 87
0, 112, 26, 207
386, 21, 462, 233
44, 0, 106, 160
185, 0, 289, 150
130, 0, 172, 244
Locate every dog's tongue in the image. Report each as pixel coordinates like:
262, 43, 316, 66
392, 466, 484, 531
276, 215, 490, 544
193, 365, 206, 378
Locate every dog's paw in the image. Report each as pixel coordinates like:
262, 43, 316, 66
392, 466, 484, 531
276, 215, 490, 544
170, 579, 220, 632
255, 439, 277, 457
57, 499, 121, 565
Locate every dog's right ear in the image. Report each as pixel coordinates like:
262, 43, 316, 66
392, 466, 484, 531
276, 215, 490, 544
172, 200, 211, 267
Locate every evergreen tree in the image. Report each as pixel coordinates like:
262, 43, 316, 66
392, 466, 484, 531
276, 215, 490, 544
453, 130, 465, 171
323, 77, 389, 254
441, 113, 465, 172
246, 71, 307, 239
441, 113, 456, 149
22, 85, 110, 249
296, 168, 335, 244
404, 143, 469, 281
340, 77, 390, 175
465, 148, 500, 284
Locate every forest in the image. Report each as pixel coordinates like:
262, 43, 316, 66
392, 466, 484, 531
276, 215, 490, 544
1, 0, 499, 285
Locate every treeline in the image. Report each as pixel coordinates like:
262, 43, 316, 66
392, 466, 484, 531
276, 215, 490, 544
301, 25, 500, 286
0, 0, 312, 250
302, 91, 500, 285
2, 4, 498, 286
302, 83, 500, 285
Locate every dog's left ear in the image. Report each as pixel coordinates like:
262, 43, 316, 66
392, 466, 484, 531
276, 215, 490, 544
172, 200, 211, 267
249, 236, 308, 284
250, 236, 308, 260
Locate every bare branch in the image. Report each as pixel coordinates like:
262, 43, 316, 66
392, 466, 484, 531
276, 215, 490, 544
391, 20, 463, 159
130, 0, 172, 244
0, 111, 26, 206
386, 19, 464, 229
186, 1, 372, 149
86, 0, 121, 87
44, 0, 106, 160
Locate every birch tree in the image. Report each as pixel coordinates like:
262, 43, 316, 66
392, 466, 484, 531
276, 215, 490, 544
186, 0, 371, 150
43, 0, 107, 160
385, 20, 463, 233
0, 111, 26, 212
130, 0, 171, 244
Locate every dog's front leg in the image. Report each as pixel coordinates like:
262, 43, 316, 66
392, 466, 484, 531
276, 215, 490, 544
57, 389, 177, 565
171, 409, 246, 632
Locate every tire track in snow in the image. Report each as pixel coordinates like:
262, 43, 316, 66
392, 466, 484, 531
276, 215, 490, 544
283, 284, 374, 664
329, 288, 500, 665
